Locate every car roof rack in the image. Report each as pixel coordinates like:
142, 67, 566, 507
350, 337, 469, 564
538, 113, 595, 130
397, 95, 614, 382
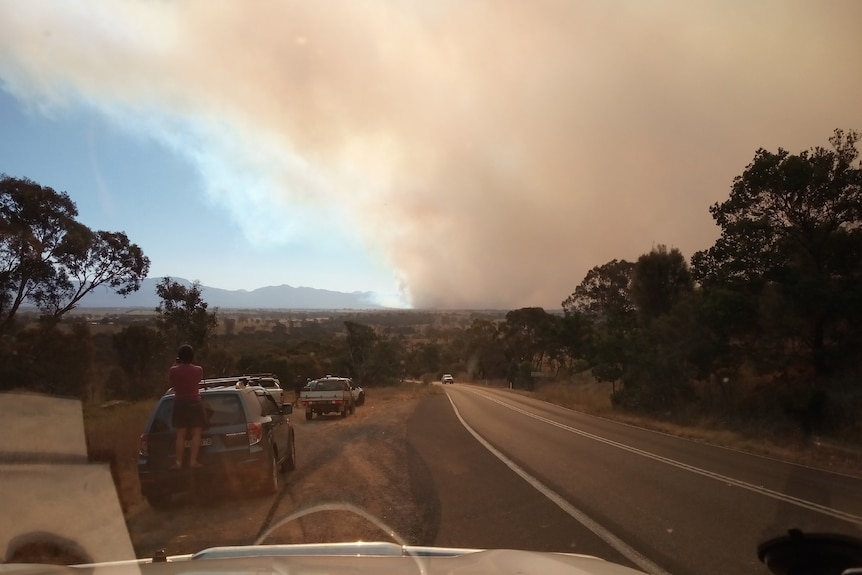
163, 376, 271, 395
199, 377, 242, 390
200, 376, 267, 390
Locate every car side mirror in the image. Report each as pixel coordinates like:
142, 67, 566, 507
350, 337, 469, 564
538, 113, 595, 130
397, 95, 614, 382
281, 404, 293, 415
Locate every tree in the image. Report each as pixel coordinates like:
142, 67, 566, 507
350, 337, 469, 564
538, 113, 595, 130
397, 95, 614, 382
113, 324, 164, 399
367, 336, 406, 385
0, 176, 149, 332
562, 259, 635, 326
630, 245, 693, 324
461, 318, 508, 380
341, 320, 406, 385
405, 341, 442, 379
42, 230, 150, 321
562, 260, 636, 387
344, 320, 377, 385
0, 322, 94, 397
155, 277, 218, 351
501, 307, 557, 371
556, 311, 593, 370
692, 129, 862, 376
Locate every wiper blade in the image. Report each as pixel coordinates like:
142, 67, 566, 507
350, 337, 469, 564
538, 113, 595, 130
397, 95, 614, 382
191, 542, 481, 560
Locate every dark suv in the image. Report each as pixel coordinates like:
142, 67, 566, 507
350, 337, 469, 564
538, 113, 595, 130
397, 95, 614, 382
138, 379, 296, 509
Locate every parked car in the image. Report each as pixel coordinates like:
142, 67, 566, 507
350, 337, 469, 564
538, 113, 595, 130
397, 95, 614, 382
242, 373, 285, 407
349, 380, 366, 406
442, 374, 455, 384
300, 376, 356, 419
138, 378, 296, 509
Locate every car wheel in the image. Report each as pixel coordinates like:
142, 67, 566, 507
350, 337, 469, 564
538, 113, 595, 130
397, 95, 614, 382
356, 393, 365, 406
145, 492, 172, 510
305, 409, 313, 420
341, 404, 347, 418
260, 446, 281, 495
349, 401, 356, 415
281, 432, 296, 472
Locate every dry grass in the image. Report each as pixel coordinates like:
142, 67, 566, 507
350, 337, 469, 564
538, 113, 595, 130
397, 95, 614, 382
81, 382, 438, 517
521, 378, 862, 477
84, 400, 156, 456
83, 400, 157, 513
530, 376, 616, 415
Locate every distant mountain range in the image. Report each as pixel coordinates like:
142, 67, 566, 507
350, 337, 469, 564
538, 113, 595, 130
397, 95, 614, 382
77, 277, 385, 309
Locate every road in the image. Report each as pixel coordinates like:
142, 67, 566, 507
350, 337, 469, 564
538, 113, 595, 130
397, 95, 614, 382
407, 384, 862, 575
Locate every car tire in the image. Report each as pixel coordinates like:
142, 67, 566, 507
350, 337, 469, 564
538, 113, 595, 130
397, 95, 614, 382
356, 393, 365, 406
341, 404, 347, 418
305, 409, 313, 421
260, 446, 281, 495
281, 432, 296, 472
145, 492, 172, 510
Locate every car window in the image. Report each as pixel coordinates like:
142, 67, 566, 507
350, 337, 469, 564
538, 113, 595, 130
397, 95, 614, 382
148, 394, 246, 430
257, 393, 280, 416
149, 400, 174, 433
202, 395, 246, 426
316, 380, 344, 391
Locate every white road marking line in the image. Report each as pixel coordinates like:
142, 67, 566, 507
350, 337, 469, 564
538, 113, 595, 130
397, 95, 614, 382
445, 393, 671, 575
464, 389, 862, 526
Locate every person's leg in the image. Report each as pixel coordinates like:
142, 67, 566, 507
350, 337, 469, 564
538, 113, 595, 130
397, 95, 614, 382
189, 427, 203, 467
174, 427, 187, 468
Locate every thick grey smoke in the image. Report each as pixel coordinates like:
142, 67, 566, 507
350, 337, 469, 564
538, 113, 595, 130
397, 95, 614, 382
1, 1, 860, 308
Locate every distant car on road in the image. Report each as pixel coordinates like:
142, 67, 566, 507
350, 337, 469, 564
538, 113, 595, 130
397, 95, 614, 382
441, 374, 454, 384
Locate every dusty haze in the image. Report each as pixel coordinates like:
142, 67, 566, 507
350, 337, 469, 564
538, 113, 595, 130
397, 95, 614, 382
1, 1, 861, 308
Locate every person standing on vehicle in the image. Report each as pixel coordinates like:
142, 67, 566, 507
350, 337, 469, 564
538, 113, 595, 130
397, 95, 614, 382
169, 344, 205, 469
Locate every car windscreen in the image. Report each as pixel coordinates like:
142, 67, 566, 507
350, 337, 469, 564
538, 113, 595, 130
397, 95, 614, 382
316, 380, 344, 391
149, 394, 246, 432
204, 394, 247, 426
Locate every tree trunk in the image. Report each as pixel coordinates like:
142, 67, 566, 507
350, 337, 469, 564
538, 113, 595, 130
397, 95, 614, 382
811, 317, 827, 377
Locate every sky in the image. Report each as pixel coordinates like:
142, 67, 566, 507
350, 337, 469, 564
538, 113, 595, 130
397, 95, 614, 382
0, 1, 860, 310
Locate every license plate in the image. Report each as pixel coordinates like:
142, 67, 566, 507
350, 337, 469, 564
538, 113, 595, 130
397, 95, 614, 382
185, 438, 212, 447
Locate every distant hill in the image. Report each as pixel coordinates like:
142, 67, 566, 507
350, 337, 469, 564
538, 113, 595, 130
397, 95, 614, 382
77, 278, 384, 309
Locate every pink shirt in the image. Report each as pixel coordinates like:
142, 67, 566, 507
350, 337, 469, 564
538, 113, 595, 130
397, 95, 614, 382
169, 363, 204, 401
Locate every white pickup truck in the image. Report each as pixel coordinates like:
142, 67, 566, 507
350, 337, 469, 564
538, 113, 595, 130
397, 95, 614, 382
300, 376, 356, 420
242, 373, 285, 406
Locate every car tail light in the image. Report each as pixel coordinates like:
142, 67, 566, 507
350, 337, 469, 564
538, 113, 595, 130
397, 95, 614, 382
139, 433, 149, 457
247, 422, 263, 446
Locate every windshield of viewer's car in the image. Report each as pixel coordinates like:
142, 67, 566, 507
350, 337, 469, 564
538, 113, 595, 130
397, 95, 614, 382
1, 3, 861, 575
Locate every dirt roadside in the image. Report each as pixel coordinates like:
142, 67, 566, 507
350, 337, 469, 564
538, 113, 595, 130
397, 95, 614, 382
124, 385, 439, 559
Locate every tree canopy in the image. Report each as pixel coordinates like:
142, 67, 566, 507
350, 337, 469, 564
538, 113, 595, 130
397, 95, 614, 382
155, 277, 219, 351
0, 176, 150, 333
692, 129, 862, 376
630, 245, 693, 324
561, 259, 634, 326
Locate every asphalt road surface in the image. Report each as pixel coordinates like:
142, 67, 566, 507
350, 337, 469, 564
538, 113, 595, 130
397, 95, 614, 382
406, 384, 862, 575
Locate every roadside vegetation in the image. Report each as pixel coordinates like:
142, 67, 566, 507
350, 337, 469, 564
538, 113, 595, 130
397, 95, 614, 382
2, 130, 862, 470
